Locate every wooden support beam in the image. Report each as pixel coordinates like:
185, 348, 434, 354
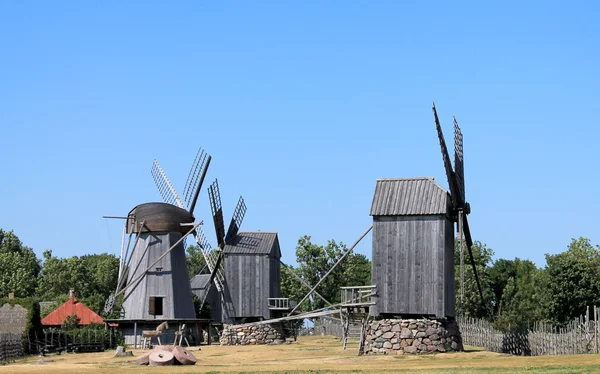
115, 221, 202, 297
288, 225, 373, 315
280, 260, 333, 308
116, 220, 146, 294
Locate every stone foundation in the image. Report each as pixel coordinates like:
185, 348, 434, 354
220, 323, 284, 345
365, 318, 462, 354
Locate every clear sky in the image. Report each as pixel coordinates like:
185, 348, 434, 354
0, 1, 598, 267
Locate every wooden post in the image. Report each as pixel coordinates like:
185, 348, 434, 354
594, 305, 598, 353
134, 322, 138, 349
358, 314, 369, 356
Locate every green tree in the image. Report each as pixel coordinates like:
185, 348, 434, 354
293, 235, 372, 311
0, 229, 41, 297
543, 237, 600, 325
455, 240, 494, 318
491, 258, 545, 330
280, 264, 306, 307
37, 251, 119, 315
62, 314, 81, 330
186, 244, 208, 279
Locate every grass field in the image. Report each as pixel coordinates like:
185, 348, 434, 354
4, 335, 600, 373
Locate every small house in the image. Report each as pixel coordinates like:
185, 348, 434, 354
41, 290, 106, 327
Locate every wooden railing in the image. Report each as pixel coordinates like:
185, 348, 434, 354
340, 285, 376, 307
268, 298, 298, 310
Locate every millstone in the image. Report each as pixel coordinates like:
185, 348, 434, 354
149, 351, 175, 366
172, 346, 197, 365
153, 345, 174, 352
135, 352, 151, 365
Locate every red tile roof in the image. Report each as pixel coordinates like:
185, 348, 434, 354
41, 296, 105, 326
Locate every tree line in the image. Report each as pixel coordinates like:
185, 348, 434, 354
460, 237, 600, 330
2, 227, 599, 330
277, 235, 600, 331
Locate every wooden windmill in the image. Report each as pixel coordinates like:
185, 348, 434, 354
369, 103, 485, 319
108, 148, 215, 323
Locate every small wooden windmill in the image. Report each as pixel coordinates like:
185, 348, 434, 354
369, 103, 485, 319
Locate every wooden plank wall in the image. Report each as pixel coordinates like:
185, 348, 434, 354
371, 215, 453, 318
122, 232, 196, 320
224, 254, 271, 320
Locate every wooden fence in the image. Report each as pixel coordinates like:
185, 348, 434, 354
310, 316, 363, 339
459, 306, 600, 356
0, 333, 23, 363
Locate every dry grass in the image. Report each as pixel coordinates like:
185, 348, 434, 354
4, 335, 600, 373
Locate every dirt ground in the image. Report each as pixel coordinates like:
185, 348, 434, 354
4, 335, 600, 373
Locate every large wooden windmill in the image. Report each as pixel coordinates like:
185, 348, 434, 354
369, 103, 485, 319
103, 148, 241, 344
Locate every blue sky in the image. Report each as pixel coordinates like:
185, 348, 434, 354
0, 1, 598, 267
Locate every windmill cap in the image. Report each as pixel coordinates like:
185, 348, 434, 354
126, 202, 195, 235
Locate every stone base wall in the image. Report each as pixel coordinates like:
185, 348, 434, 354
365, 318, 462, 354
220, 323, 284, 345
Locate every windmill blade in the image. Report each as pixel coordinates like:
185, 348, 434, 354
198, 251, 225, 312
151, 159, 185, 209
433, 103, 462, 209
225, 196, 246, 244
183, 147, 212, 215
194, 225, 213, 252
208, 179, 226, 248
462, 214, 488, 313
454, 117, 465, 206
191, 226, 225, 293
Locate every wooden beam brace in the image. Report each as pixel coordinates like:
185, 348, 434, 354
288, 225, 373, 315
280, 260, 333, 308
115, 221, 202, 297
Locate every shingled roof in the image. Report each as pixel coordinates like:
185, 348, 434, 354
370, 177, 450, 216
190, 274, 211, 290
223, 232, 281, 258
41, 296, 105, 326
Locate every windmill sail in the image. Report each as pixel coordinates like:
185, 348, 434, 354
151, 159, 185, 209
454, 117, 465, 206
208, 179, 226, 249
433, 104, 487, 313
225, 196, 246, 244
183, 147, 212, 215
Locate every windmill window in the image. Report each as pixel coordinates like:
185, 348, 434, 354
149, 296, 164, 315
156, 267, 163, 274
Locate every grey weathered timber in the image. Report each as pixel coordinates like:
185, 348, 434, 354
122, 232, 196, 319
370, 178, 455, 318
190, 274, 222, 323
370, 178, 450, 216
222, 232, 281, 322
126, 203, 194, 235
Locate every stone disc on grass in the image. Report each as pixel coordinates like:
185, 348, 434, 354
172, 346, 197, 365
135, 352, 151, 365
149, 350, 175, 366
153, 345, 174, 352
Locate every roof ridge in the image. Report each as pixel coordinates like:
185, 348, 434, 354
371, 177, 450, 216
376, 177, 435, 181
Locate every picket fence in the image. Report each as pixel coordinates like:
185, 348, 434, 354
305, 306, 600, 356
459, 306, 600, 356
